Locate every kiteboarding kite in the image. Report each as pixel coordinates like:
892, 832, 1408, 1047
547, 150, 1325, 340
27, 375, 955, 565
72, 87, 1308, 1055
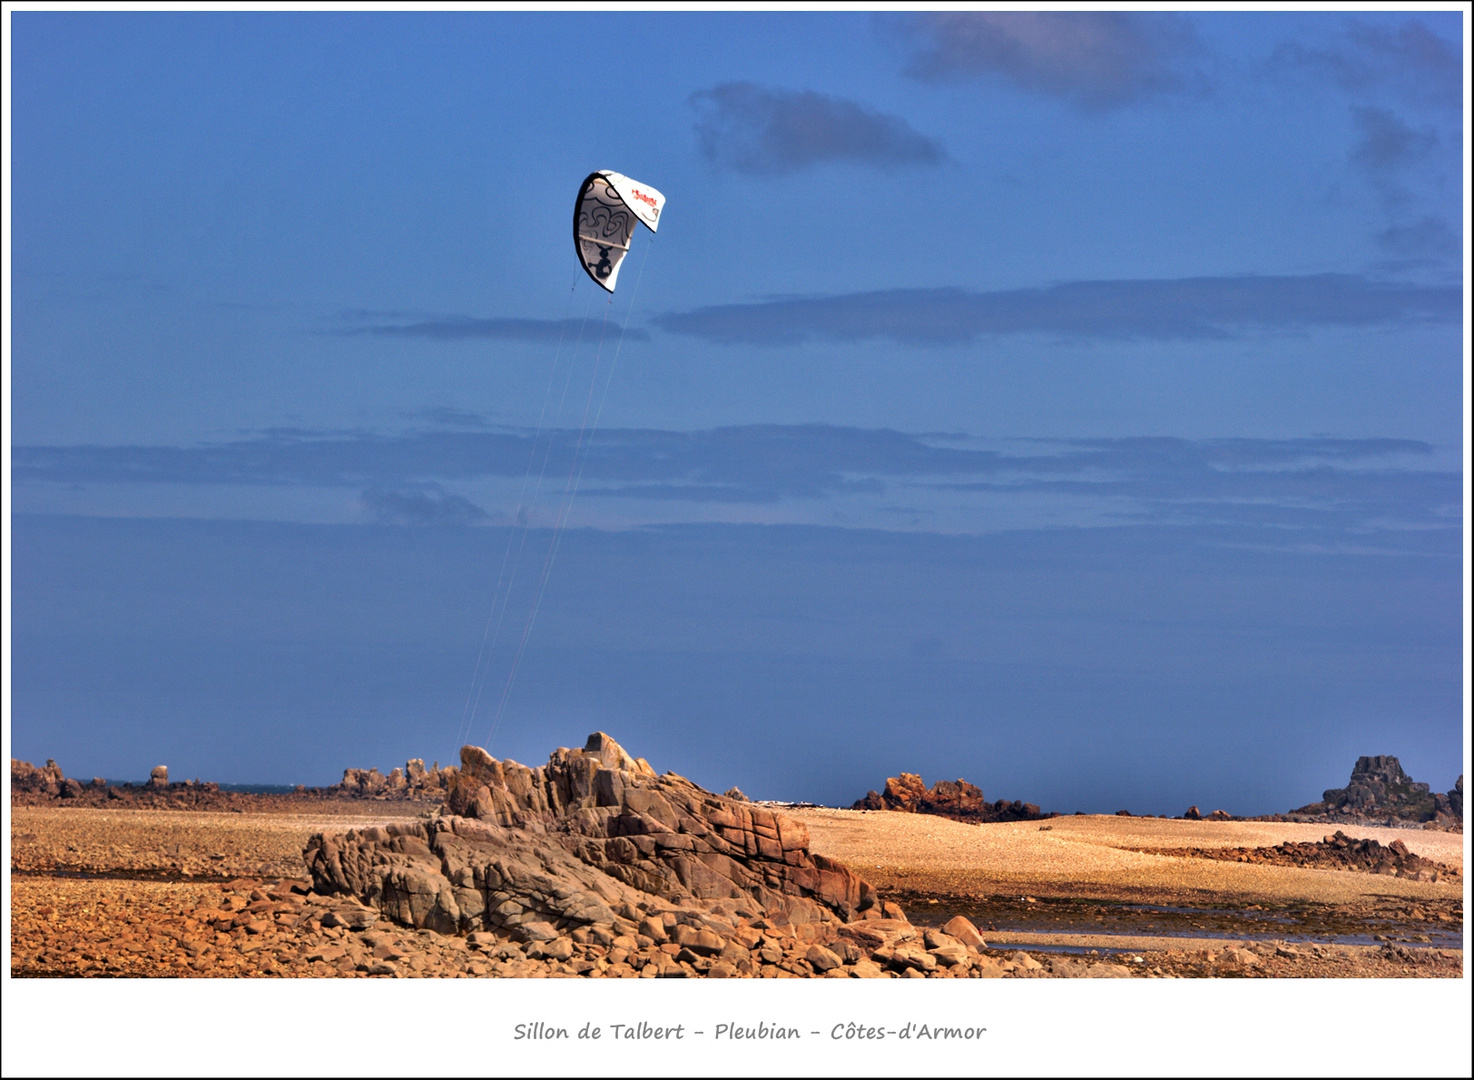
573, 171, 665, 292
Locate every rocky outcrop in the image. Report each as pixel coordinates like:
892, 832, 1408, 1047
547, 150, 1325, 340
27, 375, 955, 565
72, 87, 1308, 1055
11, 758, 68, 797
1285, 757, 1462, 830
331, 758, 453, 801
308, 733, 878, 941
852, 772, 1048, 823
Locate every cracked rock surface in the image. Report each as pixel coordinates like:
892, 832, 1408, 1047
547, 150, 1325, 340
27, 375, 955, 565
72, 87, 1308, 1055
305, 733, 879, 941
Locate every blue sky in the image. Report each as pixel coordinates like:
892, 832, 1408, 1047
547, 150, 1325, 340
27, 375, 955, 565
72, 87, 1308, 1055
7, 10, 1467, 812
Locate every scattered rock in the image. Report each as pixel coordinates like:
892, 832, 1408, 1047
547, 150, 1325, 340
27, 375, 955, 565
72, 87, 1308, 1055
1222, 946, 1259, 967
1133, 830, 1459, 882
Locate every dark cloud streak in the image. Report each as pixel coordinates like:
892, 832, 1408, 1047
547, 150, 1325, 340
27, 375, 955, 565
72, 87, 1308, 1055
654, 274, 1459, 347
328, 316, 649, 343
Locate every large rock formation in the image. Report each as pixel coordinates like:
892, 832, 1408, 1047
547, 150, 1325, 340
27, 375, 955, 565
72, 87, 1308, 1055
305, 733, 879, 945
1287, 756, 1462, 830
852, 772, 1048, 823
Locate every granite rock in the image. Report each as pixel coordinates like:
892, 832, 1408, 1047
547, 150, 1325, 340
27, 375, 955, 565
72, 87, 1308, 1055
851, 771, 1047, 822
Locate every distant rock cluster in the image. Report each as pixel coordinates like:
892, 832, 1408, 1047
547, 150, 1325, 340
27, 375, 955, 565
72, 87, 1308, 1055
851, 772, 1048, 822
10, 755, 452, 809
330, 759, 454, 800
1284, 756, 1462, 831
10, 757, 227, 808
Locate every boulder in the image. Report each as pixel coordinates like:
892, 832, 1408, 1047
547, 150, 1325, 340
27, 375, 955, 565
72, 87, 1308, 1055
940, 915, 987, 950
1183, 805, 1201, 820
805, 944, 842, 972
149, 765, 169, 788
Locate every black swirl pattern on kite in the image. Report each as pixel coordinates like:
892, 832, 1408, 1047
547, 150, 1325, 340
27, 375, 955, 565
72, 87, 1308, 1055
573, 174, 637, 291
578, 179, 634, 243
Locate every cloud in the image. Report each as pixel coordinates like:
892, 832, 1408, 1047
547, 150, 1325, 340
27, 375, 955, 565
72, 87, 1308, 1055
328, 316, 649, 343
1375, 216, 1461, 259
689, 82, 945, 174
360, 485, 489, 526
1349, 105, 1438, 171
14, 427, 1454, 541
893, 12, 1205, 110
1267, 19, 1462, 110
654, 274, 1459, 347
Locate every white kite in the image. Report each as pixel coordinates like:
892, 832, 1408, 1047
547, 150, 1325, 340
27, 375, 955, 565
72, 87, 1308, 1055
573, 170, 665, 292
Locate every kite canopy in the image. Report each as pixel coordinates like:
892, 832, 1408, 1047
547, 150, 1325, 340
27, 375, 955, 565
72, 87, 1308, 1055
573, 171, 665, 292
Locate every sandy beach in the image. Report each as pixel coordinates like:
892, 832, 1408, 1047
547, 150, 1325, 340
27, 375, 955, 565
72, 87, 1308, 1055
9, 800, 1463, 979
788, 808, 1464, 905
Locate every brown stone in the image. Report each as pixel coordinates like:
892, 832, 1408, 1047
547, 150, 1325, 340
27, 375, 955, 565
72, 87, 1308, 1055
930, 944, 970, 968
889, 943, 937, 972
805, 944, 842, 972
940, 915, 987, 950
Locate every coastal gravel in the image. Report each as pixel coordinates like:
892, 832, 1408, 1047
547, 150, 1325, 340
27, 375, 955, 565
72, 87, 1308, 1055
10, 805, 428, 881
9, 805, 1464, 979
